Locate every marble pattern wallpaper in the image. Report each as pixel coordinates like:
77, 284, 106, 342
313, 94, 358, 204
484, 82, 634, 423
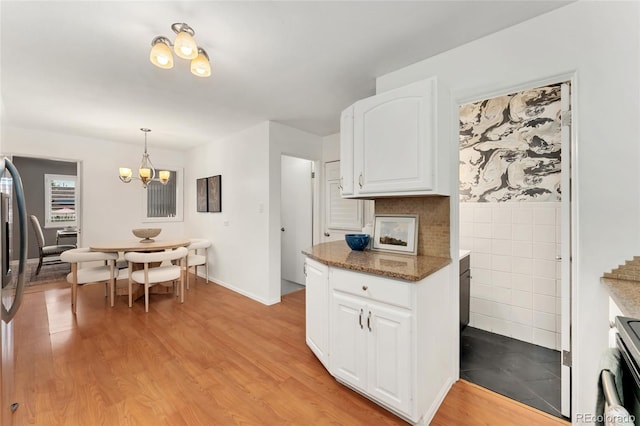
459, 84, 562, 202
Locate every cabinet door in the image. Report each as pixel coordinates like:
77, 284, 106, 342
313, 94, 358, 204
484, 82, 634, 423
367, 302, 412, 415
330, 292, 367, 391
339, 106, 355, 196
324, 161, 363, 235
306, 259, 329, 368
354, 78, 435, 195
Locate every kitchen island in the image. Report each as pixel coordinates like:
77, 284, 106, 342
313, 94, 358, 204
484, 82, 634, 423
303, 240, 454, 425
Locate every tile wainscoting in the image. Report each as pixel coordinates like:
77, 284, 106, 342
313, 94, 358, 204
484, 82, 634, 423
460, 201, 562, 350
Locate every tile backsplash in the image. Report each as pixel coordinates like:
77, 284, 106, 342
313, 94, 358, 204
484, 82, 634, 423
460, 201, 562, 350
375, 196, 450, 258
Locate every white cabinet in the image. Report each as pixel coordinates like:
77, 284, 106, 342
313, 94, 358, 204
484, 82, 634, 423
330, 268, 413, 415
339, 106, 355, 196
332, 291, 412, 413
367, 301, 412, 412
305, 258, 329, 368
340, 76, 449, 198
331, 292, 368, 390
304, 256, 454, 424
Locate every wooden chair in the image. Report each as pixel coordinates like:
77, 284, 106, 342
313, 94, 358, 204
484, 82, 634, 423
186, 238, 211, 289
29, 214, 76, 275
124, 246, 188, 312
60, 248, 119, 314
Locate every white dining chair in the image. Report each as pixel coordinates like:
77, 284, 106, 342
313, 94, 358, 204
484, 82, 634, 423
60, 248, 119, 314
186, 238, 211, 289
124, 246, 188, 312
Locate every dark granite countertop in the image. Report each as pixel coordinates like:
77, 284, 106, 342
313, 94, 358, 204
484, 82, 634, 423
302, 241, 451, 282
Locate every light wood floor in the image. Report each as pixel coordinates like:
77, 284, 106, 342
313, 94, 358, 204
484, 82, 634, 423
12, 277, 570, 425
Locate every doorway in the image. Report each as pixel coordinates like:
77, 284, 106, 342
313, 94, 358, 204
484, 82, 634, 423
458, 81, 572, 419
280, 155, 313, 295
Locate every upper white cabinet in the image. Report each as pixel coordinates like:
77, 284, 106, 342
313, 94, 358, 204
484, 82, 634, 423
339, 106, 355, 196
340, 76, 449, 198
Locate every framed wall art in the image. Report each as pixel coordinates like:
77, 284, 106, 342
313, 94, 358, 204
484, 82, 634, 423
207, 175, 222, 213
372, 214, 418, 255
196, 177, 208, 212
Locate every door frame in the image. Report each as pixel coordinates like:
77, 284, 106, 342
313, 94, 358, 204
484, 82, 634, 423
280, 154, 315, 287
451, 71, 577, 418
6, 153, 82, 249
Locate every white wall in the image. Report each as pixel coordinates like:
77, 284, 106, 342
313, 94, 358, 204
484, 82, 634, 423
184, 121, 322, 305
376, 2, 640, 418
2, 126, 186, 245
184, 122, 272, 303
322, 133, 340, 163
461, 202, 562, 350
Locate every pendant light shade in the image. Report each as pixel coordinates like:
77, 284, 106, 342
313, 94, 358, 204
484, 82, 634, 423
172, 23, 198, 60
191, 48, 211, 77
149, 37, 174, 69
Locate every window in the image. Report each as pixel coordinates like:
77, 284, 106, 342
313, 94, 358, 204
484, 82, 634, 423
142, 167, 183, 222
45, 174, 77, 228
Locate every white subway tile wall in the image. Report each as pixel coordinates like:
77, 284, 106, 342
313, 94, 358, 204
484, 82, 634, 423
460, 201, 562, 350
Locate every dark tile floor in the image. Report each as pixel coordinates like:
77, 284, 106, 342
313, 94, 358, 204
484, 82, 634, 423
460, 326, 566, 419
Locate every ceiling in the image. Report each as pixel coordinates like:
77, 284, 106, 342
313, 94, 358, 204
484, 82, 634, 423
0, 1, 571, 150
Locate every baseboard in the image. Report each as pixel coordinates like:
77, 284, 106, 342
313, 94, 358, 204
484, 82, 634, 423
206, 275, 280, 306
420, 376, 455, 425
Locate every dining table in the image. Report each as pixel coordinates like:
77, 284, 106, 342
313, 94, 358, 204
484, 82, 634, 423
89, 238, 190, 253
89, 238, 191, 299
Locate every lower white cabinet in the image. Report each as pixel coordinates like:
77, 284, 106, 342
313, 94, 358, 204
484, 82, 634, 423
332, 292, 412, 414
304, 259, 454, 424
305, 258, 329, 368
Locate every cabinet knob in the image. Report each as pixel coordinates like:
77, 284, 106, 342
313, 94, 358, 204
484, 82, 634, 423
358, 173, 363, 188
362, 285, 368, 291
324, 232, 330, 237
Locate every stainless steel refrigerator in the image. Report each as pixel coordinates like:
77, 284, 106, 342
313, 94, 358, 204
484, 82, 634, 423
0, 157, 28, 426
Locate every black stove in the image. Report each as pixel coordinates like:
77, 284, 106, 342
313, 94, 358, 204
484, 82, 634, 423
615, 316, 640, 423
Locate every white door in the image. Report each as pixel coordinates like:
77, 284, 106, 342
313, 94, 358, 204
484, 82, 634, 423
281, 155, 313, 286
330, 292, 368, 392
560, 81, 572, 418
367, 302, 412, 414
353, 77, 435, 195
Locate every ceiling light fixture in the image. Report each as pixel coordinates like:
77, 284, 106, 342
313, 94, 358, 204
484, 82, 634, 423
119, 128, 170, 188
149, 22, 211, 78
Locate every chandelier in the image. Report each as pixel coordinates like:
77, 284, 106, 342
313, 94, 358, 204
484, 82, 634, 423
118, 128, 170, 188
149, 23, 211, 78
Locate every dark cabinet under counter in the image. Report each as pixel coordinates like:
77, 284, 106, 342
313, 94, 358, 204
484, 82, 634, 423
460, 253, 470, 331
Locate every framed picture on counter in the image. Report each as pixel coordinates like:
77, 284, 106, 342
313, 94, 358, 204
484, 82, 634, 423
372, 214, 418, 255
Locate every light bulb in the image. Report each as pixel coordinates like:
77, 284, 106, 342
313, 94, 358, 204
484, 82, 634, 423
174, 31, 198, 60
119, 167, 132, 183
159, 170, 171, 184
149, 38, 174, 69
190, 49, 211, 77
139, 168, 151, 179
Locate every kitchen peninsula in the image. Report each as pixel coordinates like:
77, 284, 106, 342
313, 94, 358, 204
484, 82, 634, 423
303, 240, 450, 281
303, 240, 453, 425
